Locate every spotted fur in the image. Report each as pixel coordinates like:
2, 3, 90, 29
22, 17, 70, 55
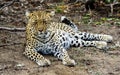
24, 10, 113, 67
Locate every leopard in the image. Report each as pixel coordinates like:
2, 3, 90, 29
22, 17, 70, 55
24, 10, 113, 67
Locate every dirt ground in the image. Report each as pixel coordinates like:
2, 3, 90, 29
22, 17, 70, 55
0, 0, 120, 75
0, 24, 120, 75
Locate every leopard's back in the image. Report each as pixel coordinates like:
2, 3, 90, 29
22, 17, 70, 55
48, 22, 76, 34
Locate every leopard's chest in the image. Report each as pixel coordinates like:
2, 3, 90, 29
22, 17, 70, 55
34, 35, 55, 54
34, 30, 74, 54
57, 30, 72, 48
36, 42, 54, 54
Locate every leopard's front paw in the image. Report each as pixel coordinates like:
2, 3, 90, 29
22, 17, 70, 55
36, 59, 51, 67
96, 41, 107, 49
62, 59, 76, 66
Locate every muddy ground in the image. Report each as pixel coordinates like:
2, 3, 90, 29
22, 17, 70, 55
0, 0, 120, 75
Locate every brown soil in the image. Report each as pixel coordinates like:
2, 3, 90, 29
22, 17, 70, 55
0, 24, 120, 75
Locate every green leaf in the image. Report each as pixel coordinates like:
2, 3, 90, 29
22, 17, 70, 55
116, 22, 120, 25
106, 18, 113, 21
101, 17, 107, 21
95, 22, 102, 25
105, 0, 114, 3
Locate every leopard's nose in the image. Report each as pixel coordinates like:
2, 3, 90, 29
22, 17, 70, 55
39, 29, 43, 32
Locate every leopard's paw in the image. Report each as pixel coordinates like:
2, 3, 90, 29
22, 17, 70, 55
36, 58, 51, 67
96, 41, 107, 49
102, 35, 113, 43
62, 59, 76, 66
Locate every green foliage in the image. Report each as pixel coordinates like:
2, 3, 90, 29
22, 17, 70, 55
95, 72, 103, 75
95, 21, 102, 25
55, 7, 63, 13
81, 15, 120, 26
104, 0, 115, 3
54, 2, 67, 13
101, 17, 107, 21
82, 14, 91, 24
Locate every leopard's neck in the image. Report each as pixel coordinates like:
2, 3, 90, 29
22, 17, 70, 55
33, 31, 55, 44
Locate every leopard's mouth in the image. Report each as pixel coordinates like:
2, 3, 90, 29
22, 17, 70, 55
37, 31, 46, 39
34, 30, 51, 39
33, 31, 55, 44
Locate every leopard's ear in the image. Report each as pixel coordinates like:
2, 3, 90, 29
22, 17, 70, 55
50, 11, 55, 16
25, 10, 31, 18
45, 10, 55, 16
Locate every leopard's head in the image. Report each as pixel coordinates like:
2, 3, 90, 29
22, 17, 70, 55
26, 10, 55, 38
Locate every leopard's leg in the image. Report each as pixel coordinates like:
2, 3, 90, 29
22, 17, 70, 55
76, 32, 113, 42
61, 16, 113, 42
71, 39, 107, 49
53, 45, 76, 66
23, 46, 51, 67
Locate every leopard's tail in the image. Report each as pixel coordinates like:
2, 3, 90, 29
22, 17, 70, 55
61, 16, 78, 31
77, 32, 113, 42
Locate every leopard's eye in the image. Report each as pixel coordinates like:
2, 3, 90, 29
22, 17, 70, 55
42, 19, 47, 24
31, 13, 34, 16
33, 20, 37, 25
